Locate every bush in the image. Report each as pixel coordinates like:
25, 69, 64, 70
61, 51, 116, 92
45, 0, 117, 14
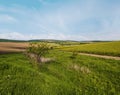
27, 42, 52, 64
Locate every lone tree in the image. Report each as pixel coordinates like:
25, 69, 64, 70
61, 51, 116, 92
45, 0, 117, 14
27, 42, 52, 63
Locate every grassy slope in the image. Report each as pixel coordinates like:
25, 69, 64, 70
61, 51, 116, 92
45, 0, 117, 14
60, 41, 120, 57
0, 51, 120, 95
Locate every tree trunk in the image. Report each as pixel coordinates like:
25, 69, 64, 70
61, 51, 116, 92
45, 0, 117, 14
37, 55, 42, 63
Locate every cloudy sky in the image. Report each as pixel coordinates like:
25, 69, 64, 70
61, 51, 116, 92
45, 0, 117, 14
0, 0, 120, 41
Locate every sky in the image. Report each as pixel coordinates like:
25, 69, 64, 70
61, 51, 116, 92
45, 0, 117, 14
0, 0, 120, 41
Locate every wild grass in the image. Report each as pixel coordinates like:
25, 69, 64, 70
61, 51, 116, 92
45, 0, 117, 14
0, 50, 120, 95
59, 41, 120, 56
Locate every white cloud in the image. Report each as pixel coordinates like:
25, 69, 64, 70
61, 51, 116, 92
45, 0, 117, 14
0, 31, 90, 41
0, 14, 17, 23
0, 32, 27, 40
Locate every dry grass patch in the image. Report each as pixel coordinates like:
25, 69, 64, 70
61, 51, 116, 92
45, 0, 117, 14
69, 64, 91, 74
26, 53, 53, 63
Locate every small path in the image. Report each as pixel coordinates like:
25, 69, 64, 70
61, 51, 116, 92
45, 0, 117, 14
79, 53, 120, 60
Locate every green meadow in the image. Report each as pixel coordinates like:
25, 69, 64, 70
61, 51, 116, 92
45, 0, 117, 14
0, 49, 120, 95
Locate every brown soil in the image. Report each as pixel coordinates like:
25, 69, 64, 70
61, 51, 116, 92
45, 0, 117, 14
0, 42, 28, 54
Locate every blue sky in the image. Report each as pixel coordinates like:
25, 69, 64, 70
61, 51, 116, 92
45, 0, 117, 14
0, 0, 120, 41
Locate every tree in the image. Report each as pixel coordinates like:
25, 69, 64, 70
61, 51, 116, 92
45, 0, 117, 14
27, 42, 52, 63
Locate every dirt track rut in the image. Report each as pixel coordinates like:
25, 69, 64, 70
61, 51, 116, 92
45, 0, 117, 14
79, 53, 120, 60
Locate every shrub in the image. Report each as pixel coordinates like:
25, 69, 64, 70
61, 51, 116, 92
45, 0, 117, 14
27, 42, 52, 64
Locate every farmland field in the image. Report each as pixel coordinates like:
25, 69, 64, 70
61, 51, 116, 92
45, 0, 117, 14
0, 41, 120, 95
60, 41, 120, 57
0, 42, 28, 53
0, 42, 59, 54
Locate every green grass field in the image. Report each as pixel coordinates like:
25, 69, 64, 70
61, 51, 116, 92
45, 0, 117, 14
60, 41, 120, 57
0, 50, 120, 95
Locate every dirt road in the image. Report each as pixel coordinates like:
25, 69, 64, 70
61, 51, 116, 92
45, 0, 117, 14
79, 53, 120, 60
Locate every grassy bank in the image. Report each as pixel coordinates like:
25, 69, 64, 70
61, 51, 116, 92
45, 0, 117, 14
0, 51, 120, 95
